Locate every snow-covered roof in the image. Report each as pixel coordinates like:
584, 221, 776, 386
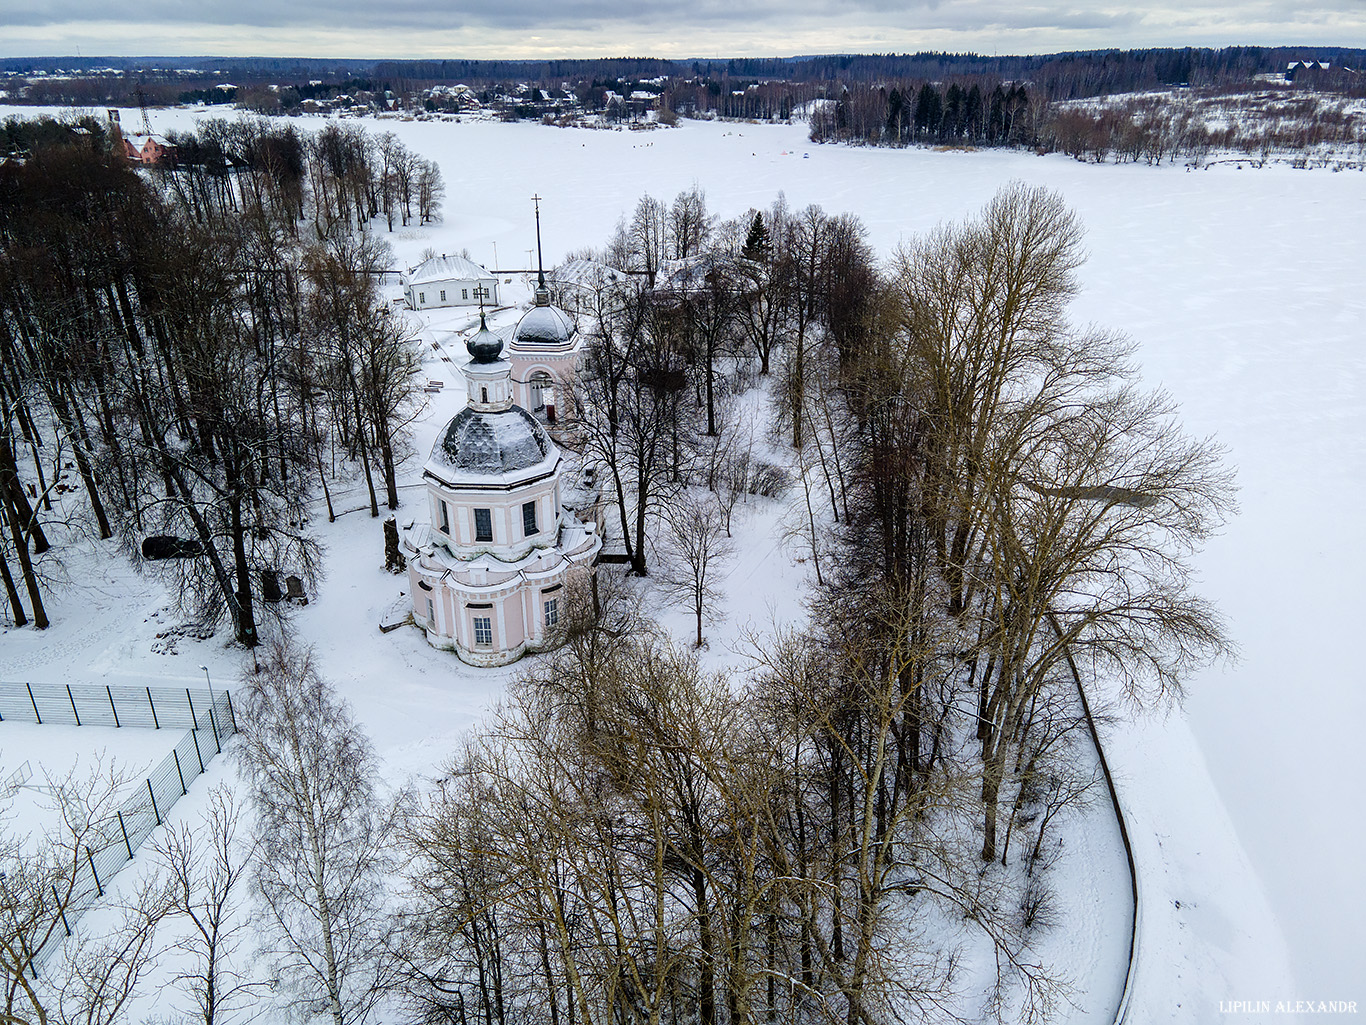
426, 407, 559, 484
512, 303, 576, 348
548, 258, 625, 291
654, 254, 743, 292
406, 254, 494, 286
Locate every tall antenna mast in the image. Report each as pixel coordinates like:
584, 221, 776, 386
136, 82, 154, 136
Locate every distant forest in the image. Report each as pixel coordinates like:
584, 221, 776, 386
5, 46, 1365, 109
5, 47, 1364, 167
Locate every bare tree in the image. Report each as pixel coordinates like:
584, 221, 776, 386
628, 195, 667, 286
415, 160, 445, 226
55, 882, 172, 1025
374, 133, 402, 232
887, 183, 1235, 860
304, 230, 420, 514
236, 641, 394, 1025
655, 490, 734, 648
0, 760, 172, 1025
152, 787, 261, 1025
579, 293, 690, 576
667, 185, 714, 260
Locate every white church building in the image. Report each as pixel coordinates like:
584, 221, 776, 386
402, 316, 599, 666
403, 254, 500, 311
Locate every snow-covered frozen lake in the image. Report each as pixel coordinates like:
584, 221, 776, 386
3, 104, 1363, 1016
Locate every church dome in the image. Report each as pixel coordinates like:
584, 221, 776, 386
512, 300, 576, 348
430, 406, 555, 479
466, 314, 505, 363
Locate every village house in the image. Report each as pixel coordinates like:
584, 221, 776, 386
403, 254, 500, 310
125, 134, 174, 164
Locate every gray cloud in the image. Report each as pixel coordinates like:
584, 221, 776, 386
1, 0, 1362, 56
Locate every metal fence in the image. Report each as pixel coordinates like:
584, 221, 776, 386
0, 682, 237, 971
0, 681, 235, 734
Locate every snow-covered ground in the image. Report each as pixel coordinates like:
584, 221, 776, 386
2, 105, 1363, 1019
0, 722, 181, 848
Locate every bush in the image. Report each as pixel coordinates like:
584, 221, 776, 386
747, 460, 790, 497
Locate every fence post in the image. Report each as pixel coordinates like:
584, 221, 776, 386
107, 686, 120, 728
52, 886, 71, 937
67, 685, 81, 726
26, 682, 41, 724
186, 688, 198, 730
148, 779, 161, 825
117, 811, 134, 859
147, 687, 160, 729
208, 706, 222, 753
191, 728, 205, 773
172, 749, 188, 796
226, 693, 238, 734
86, 847, 102, 897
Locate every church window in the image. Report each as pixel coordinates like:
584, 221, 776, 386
418, 291, 426, 304
474, 508, 493, 542
440, 289, 446, 302
426, 597, 435, 625
462, 288, 469, 300
523, 501, 538, 536
544, 598, 558, 629
481, 387, 488, 404
473, 616, 493, 646
438, 501, 450, 534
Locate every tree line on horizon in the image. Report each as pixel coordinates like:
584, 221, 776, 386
8, 44, 1365, 114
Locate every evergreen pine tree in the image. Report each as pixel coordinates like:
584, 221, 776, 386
742, 211, 770, 262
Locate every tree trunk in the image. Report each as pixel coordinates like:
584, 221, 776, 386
0, 540, 27, 626
376, 420, 399, 510
351, 388, 379, 518
980, 738, 1007, 861
58, 385, 114, 539
226, 486, 259, 649
0, 429, 50, 554
2, 482, 47, 629
693, 863, 715, 1025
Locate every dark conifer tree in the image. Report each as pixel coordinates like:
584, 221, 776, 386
741, 211, 770, 262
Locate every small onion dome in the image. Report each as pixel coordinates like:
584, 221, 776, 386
466, 313, 504, 363
433, 406, 553, 477
512, 303, 576, 347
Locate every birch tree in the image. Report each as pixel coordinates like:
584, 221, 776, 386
237, 642, 393, 1025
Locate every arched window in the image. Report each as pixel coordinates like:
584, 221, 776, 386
529, 371, 553, 412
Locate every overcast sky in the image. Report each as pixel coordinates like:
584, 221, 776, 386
3, 0, 1363, 59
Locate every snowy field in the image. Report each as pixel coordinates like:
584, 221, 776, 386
2, 105, 1364, 1019
0, 722, 182, 848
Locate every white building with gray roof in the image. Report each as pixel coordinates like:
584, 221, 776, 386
403, 254, 500, 311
